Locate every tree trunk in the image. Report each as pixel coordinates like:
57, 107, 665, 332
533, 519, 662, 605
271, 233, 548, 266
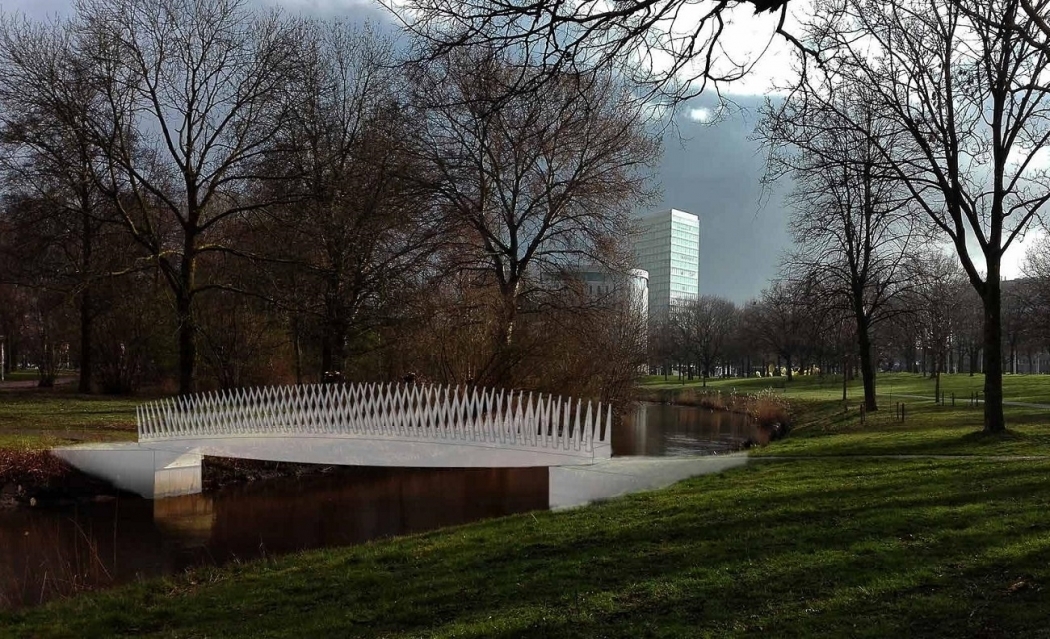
785, 353, 793, 382
291, 317, 303, 385
77, 205, 93, 394
176, 250, 197, 396
982, 283, 1005, 433
842, 354, 848, 402
856, 314, 877, 412
320, 303, 347, 383
78, 288, 92, 394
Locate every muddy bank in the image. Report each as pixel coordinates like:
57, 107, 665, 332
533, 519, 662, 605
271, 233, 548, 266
0, 449, 358, 510
202, 457, 353, 492
0, 450, 128, 509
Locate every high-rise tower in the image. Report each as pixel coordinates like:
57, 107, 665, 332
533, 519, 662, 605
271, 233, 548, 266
631, 208, 700, 318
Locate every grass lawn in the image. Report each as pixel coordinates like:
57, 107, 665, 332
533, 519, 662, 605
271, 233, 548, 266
641, 372, 1050, 457
0, 388, 138, 451
5, 457, 1050, 637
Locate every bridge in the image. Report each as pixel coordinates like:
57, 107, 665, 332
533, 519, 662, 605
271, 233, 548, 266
55, 383, 613, 499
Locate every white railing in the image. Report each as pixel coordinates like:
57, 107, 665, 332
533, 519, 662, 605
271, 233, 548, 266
136, 383, 612, 455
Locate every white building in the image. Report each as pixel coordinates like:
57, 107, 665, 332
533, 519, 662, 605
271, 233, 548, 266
631, 208, 700, 318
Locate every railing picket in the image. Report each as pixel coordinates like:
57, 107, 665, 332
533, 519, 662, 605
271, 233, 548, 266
135, 383, 610, 461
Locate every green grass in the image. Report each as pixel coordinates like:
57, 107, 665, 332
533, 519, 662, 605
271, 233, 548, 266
641, 372, 1050, 457
0, 388, 138, 450
6, 457, 1050, 637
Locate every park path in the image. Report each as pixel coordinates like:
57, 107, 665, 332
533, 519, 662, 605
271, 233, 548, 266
751, 453, 1050, 461
0, 377, 76, 391
882, 392, 1050, 410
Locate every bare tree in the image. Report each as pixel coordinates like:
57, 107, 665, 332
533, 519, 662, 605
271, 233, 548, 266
254, 22, 440, 382
675, 295, 737, 386
0, 17, 114, 392
74, 0, 303, 394
387, 0, 802, 107
745, 278, 818, 382
908, 253, 966, 401
790, 0, 1050, 432
409, 48, 658, 384
759, 88, 925, 411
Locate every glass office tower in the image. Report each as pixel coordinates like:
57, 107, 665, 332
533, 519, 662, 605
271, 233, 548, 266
631, 208, 700, 319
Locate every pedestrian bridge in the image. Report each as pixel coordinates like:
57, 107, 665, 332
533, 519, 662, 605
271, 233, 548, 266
55, 383, 612, 498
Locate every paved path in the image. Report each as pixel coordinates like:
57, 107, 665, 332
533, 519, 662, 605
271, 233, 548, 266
0, 377, 76, 391
883, 392, 1050, 410
752, 453, 1050, 461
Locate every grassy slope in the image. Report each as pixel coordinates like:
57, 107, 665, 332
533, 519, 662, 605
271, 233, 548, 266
4, 457, 1050, 638
4, 374, 1050, 637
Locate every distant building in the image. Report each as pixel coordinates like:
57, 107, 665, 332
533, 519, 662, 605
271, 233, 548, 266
574, 266, 650, 320
631, 208, 700, 318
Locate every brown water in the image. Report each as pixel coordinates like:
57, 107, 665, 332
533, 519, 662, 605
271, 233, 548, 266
613, 402, 763, 456
0, 403, 757, 609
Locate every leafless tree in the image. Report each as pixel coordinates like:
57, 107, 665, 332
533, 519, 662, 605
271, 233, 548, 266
1024, 236, 1050, 357
907, 253, 966, 401
745, 278, 819, 382
759, 87, 926, 411
0, 16, 115, 392
674, 295, 737, 386
409, 48, 659, 384
788, 0, 1050, 432
386, 0, 803, 107
253, 22, 441, 382
74, 0, 304, 394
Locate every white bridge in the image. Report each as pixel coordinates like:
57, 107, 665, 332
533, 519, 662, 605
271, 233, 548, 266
55, 383, 612, 499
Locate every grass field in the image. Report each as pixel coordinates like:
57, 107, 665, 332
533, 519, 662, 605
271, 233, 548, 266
0, 388, 138, 451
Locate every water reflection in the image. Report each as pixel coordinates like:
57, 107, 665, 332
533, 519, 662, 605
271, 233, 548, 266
0, 467, 547, 609
612, 402, 762, 456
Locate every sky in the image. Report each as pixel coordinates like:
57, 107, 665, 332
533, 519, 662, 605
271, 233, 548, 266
3, 0, 1037, 303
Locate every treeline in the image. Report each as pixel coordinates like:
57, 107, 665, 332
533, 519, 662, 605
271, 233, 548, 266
655, 248, 1050, 400
0, 0, 658, 401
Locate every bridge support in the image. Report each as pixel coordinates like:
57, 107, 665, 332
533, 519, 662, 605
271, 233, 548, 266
53, 443, 203, 499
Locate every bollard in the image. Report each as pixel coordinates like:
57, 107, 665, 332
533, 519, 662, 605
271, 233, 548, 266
901, 403, 906, 422
951, 392, 955, 407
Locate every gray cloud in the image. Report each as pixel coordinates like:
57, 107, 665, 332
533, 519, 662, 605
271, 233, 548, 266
651, 97, 791, 304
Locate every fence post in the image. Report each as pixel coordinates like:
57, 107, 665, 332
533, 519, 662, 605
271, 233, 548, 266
901, 404, 906, 423
951, 392, 955, 407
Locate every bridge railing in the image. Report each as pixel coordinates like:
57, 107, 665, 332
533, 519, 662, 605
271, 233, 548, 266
136, 383, 612, 456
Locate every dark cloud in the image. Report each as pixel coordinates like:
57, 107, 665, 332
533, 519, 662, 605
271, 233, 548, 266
650, 96, 791, 303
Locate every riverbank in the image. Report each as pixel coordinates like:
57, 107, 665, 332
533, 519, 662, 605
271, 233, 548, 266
5, 455, 1050, 637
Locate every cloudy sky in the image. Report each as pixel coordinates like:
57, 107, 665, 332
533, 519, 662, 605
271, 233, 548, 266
5, 0, 1037, 303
